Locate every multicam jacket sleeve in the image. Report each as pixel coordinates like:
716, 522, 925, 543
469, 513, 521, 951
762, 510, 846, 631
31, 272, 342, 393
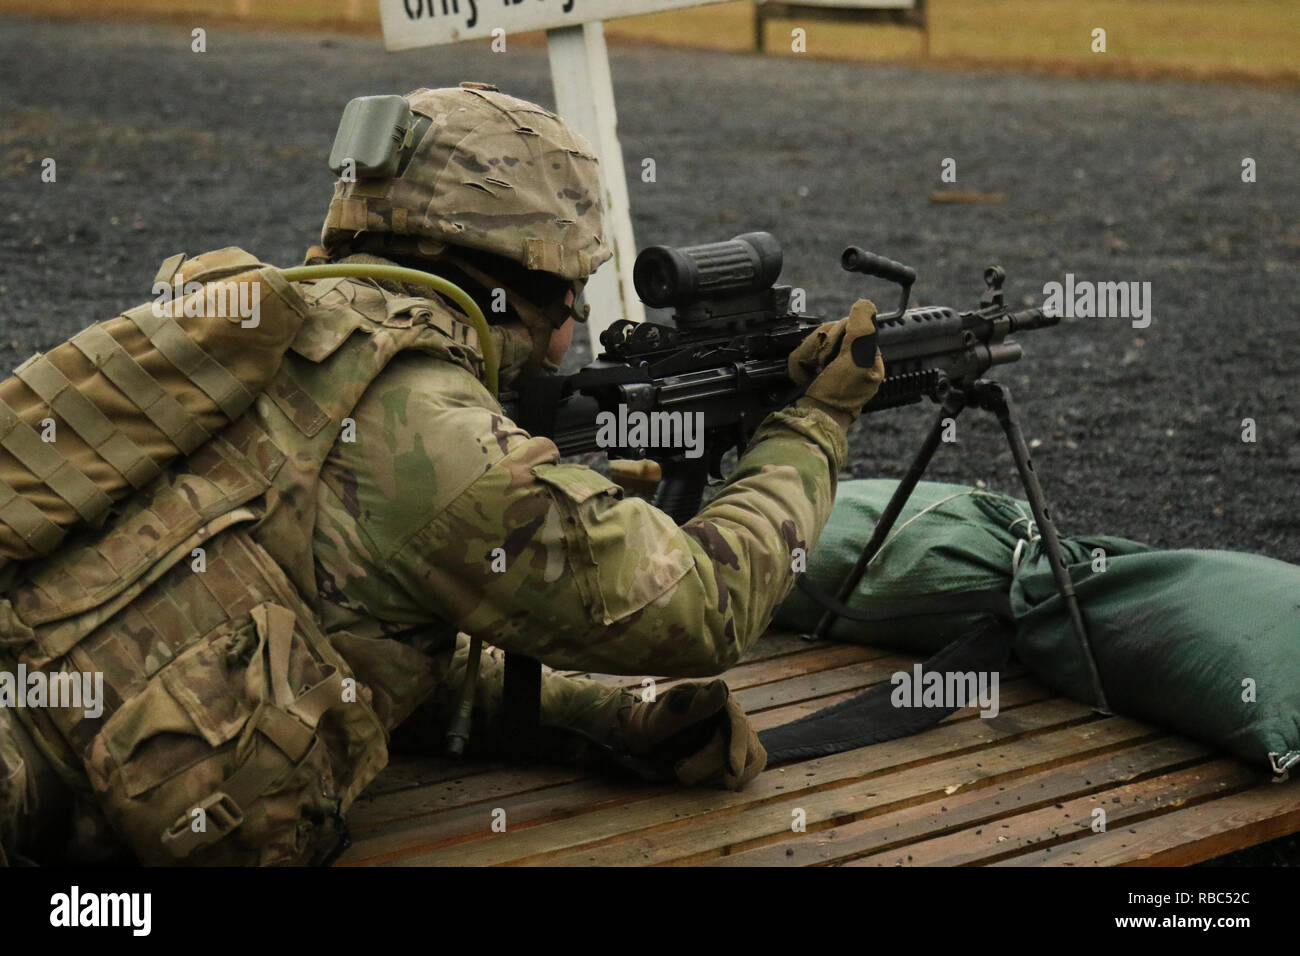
312, 351, 848, 679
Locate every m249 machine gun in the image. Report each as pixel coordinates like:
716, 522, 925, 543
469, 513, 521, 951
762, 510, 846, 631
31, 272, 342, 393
498, 232, 1108, 758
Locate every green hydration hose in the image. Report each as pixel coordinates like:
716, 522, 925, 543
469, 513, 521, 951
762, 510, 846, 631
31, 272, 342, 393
279, 263, 493, 756
278, 264, 498, 395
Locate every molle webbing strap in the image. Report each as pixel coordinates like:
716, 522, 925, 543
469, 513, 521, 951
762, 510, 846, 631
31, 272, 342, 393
124, 304, 253, 420
161, 732, 297, 859
162, 604, 341, 860
0, 478, 62, 551
152, 252, 187, 287
14, 354, 161, 490
0, 397, 111, 523
521, 239, 591, 280
250, 602, 346, 736
70, 325, 211, 454
287, 671, 346, 728
259, 603, 298, 709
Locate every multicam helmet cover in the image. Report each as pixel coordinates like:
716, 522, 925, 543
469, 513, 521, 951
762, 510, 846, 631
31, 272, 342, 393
322, 83, 611, 285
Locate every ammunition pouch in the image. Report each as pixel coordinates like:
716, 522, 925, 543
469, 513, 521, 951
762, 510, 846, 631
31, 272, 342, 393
1, 420, 387, 865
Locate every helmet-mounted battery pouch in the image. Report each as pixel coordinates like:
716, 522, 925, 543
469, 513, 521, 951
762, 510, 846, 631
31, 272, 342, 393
329, 95, 417, 179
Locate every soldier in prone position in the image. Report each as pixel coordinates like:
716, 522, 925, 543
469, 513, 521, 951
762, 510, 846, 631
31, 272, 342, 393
0, 83, 884, 865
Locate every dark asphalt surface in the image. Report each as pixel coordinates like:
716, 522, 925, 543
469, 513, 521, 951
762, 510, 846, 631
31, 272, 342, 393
0, 14, 1296, 565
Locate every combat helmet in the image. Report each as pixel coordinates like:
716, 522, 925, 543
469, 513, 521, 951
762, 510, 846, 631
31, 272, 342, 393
321, 83, 610, 343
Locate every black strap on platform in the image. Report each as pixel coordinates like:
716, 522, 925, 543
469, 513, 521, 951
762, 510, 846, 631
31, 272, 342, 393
503, 651, 542, 758
758, 619, 1015, 764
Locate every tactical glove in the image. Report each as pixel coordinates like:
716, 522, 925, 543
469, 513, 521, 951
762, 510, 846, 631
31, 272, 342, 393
619, 679, 766, 791
787, 298, 886, 427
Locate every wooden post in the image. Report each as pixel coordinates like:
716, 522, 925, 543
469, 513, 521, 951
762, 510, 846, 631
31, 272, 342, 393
547, 23, 646, 348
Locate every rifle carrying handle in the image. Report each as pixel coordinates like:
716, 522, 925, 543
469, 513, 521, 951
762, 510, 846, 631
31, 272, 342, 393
841, 248, 917, 288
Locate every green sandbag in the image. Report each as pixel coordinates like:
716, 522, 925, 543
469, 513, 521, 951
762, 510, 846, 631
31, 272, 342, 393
780, 479, 1300, 774
1012, 541, 1300, 774
776, 479, 1067, 652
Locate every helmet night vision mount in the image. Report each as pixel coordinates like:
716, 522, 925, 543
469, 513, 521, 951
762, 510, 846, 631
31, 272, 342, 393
327, 94, 431, 180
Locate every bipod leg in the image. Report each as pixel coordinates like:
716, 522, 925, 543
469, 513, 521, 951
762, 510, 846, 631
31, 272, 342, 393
970, 381, 1110, 714
444, 636, 483, 756
811, 391, 966, 641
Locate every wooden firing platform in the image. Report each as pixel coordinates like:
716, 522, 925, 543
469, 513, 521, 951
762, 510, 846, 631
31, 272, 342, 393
339, 632, 1300, 867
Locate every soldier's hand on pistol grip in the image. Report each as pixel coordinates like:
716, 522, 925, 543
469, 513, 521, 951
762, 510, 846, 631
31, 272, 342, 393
620, 679, 766, 791
788, 298, 886, 428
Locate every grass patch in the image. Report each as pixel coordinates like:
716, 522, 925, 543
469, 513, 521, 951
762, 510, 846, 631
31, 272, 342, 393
1, 0, 1296, 84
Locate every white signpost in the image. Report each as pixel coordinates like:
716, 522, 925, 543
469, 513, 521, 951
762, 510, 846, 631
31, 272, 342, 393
379, 0, 738, 345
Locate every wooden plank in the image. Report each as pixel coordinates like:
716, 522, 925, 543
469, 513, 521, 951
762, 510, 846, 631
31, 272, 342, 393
351, 675, 1049, 840
993, 779, 1300, 867
750, 673, 1048, 732
733, 655, 1025, 712
734, 656, 929, 711
347, 764, 601, 832
673, 643, 889, 695
525, 716, 1158, 866
561, 635, 887, 688
374, 698, 1097, 865
361, 756, 512, 798
350, 622, 1295, 866
741, 631, 824, 664
557, 631, 826, 680
342, 777, 652, 865
363, 636, 875, 796
711, 736, 1214, 866
843, 759, 1257, 867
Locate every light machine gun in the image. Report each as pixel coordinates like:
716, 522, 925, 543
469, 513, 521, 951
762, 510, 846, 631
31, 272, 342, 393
501, 233, 1110, 755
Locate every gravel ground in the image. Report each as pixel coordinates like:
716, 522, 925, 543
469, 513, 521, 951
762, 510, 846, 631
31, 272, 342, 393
0, 15, 1297, 862
2, 16, 1296, 562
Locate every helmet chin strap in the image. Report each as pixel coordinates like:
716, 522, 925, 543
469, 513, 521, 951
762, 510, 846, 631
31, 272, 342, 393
441, 252, 585, 366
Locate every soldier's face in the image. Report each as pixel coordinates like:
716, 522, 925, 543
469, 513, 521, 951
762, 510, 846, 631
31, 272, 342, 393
548, 315, 575, 363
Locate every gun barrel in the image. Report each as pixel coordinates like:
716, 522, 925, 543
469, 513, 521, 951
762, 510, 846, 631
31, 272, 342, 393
1009, 308, 1056, 331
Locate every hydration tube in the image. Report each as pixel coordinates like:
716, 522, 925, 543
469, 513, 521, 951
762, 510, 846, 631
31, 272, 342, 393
278, 264, 498, 395
279, 263, 493, 755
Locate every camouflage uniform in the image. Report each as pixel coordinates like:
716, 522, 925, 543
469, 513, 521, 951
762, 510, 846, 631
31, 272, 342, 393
0, 84, 858, 863
308, 83, 850, 758
302, 281, 848, 756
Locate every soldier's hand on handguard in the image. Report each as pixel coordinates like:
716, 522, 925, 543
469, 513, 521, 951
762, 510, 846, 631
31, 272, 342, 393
620, 679, 766, 791
788, 298, 886, 429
